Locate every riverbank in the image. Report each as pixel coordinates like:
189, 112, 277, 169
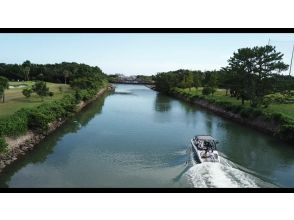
0, 85, 114, 174
154, 87, 294, 145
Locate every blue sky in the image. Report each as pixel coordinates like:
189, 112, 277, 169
0, 33, 294, 75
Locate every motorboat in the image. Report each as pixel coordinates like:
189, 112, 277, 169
191, 135, 220, 163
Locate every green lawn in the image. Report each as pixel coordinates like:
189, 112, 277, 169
180, 87, 251, 105
0, 81, 73, 118
178, 87, 294, 120
266, 103, 294, 119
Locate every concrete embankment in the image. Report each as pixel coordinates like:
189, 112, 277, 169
0, 85, 114, 174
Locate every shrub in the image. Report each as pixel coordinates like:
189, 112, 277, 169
0, 136, 8, 153
251, 108, 263, 118
230, 104, 243, 114
32, 81, 50, 101
22, 88, 32, 98
27, 101, 68, 131
240, 108, 252, 118
271, 113, 284, 123
48, 91, 54, 97
202, 87, 213, 96
0, 109, 29, 136
265, 93, 294, 104
28, 110, 53, 131
269, 113, 294, 124
61, 94, 77, 113
262, 97, 271, 108
190, 94, 201, 101
74, 89, 95, 102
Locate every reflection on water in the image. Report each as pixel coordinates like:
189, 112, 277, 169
0, 92, 107, 188
1, 84, 294, 188
154, 93, 172, 112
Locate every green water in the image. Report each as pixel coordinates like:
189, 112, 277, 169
1, 84, 294, 188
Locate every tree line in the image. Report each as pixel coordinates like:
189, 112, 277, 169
0, 61, 106, 84
154, 45, 294, 108
0, 61, 107, 103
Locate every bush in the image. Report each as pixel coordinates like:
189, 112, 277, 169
32, 81, 50, 100
0, 136, 8, 153
61, 94, 78, 113
28, 110, 53, 131
271, 113, 284, 123
202, 87, 213, 95
262, 97, 271, 108
251, 108, 263, 118
22, 88, 32, 98
0, 109, 30, 136
238, 107, 264, 119
75, 89, 98, 102
230, 104, 243, 114
265, 93, 294, 104
48, 91, 54, 97
269, 113, 294, 124
27, 100, 68, 131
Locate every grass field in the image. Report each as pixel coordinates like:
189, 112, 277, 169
0, 81, 72, 118
178, 87, 294, 120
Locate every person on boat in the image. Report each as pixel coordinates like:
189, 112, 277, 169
198, 140, 204, 150
195, 138, 201, 148
203, 141, 213, 157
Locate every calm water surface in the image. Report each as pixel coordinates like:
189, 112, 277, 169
1, 84, 294, 188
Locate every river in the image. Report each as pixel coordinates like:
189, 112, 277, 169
1, 84, 294, 188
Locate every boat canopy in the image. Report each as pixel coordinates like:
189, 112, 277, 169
195, 135, 217, 141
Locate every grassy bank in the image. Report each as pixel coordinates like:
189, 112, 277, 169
0, 81, 72, 118
174, 87, 294, 120
0, 81, 109, 152
170, 87, 294, 144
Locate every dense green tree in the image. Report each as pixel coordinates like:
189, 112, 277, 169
185, 72, 194, 91
207, 73, 218, 95
63, 70, 71, 84
251, 45, 288, 106
22, 60, 31, 81
224, 45, 288, 106
32, 81, 50, 101
154, 71, 179, 93
192, 73, 201, 89
0, 62, 106, 84
70, 76, 102, 90
0, 76, 9, 103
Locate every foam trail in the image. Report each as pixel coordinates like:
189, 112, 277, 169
185, 148, 274, 188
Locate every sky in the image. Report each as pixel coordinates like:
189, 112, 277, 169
0, 33, 294, 76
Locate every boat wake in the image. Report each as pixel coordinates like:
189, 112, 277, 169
185, 148, 275, 188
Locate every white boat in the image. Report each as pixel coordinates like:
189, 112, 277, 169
191, 135, 220, 163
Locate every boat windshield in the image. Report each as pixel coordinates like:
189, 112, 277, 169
194, 138, 217, 150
